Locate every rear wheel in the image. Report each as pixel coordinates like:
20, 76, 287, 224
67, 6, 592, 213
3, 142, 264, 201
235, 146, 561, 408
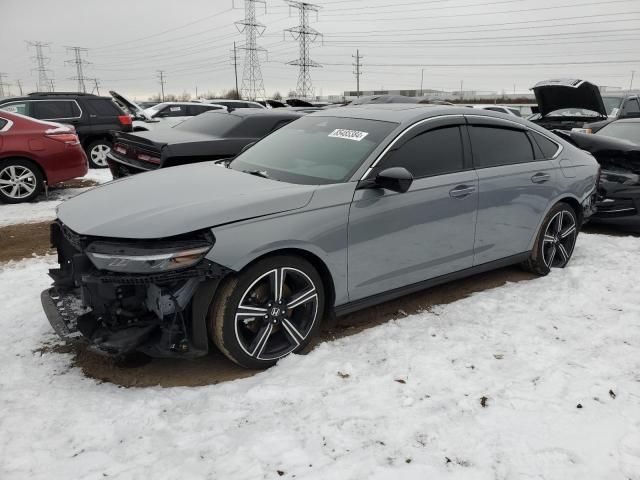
86, 139, 112, 168
523, 202, 578, 275
0, 159, 43, 203
210, 255, 325, 369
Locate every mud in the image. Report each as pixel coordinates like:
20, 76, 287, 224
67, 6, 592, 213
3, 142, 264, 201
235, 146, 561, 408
0, 221, 53, 263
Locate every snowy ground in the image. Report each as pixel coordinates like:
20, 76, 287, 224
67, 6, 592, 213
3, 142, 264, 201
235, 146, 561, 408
1, 233, 639, 480
0, 169, 112, 227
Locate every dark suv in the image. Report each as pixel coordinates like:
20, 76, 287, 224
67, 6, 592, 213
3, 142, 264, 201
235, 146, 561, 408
0, 92, 133, 168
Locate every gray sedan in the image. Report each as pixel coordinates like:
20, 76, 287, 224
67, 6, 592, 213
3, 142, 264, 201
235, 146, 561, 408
41, 105, 599, 369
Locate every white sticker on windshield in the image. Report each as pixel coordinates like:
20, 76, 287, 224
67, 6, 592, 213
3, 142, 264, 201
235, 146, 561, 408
170, 106, 182, 112
328, 129, 369, 141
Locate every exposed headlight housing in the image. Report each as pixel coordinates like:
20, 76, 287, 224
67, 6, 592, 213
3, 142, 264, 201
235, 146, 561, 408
86, 241, 212, 274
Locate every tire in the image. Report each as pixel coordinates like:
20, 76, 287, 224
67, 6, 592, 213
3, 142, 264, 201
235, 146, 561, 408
210, 255, 325, 369
85, 139, 112, 169
0, 158, 43, 204
523, 202, 579, 276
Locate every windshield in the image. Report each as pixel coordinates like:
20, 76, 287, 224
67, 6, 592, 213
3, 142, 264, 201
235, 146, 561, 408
230, 115, 398, 184
546, 108, 603, 118
596, 122, 640, 144
602, 96, 624, 117
174, 111, 241, 135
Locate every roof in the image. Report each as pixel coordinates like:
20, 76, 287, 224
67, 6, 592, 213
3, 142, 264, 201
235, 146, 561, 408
0, 92, 108, 103
220, 109, 306, 119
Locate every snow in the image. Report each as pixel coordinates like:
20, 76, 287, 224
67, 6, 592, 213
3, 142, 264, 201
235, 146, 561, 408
0, 169, 112, 227
1, 233, 640, 479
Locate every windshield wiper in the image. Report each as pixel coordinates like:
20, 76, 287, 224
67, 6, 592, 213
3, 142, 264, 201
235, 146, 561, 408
243, 169, 270, 179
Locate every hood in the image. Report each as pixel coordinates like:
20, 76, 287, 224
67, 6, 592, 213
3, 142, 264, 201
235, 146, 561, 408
117, 128, 219, 148
110, 90, 153, 121
532, 79, 607, 118
57, 163, 316, 239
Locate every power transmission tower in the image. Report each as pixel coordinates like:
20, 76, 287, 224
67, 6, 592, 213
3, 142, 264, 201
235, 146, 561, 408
15, 79, 23, 96
27, 41, 53, 92
0, 73, 9, 98
157, 70, 166, 102
91, 78, 101, 95
235, 0, 267, 101
65, 46, 91, 93
284, 1, 322, 100
352, 50, 362, 98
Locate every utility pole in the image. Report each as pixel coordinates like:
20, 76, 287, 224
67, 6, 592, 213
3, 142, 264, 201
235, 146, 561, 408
91, 78, 101, 95
15, 79, 23, 96
284, 0, 322, 100
630, 70, 636, 92
65, 46, 91, 93
235, 0, 267, 101
157, 70, 166, 102
460, 79, 464, 101
49, 79, 55, 92
232, 41, 240, 99
0, 73, 9, 98
420, 68, 424, 97
352, 49, 362, 98
27, 41, 53, 92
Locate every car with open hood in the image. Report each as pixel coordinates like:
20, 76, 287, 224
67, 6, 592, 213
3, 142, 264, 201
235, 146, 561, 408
41, 105, 599, 369
530, 79, 608, 132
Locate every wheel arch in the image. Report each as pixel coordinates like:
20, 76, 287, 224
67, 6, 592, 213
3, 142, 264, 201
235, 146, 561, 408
527, 194, 583, 251
234, 247, 337, 313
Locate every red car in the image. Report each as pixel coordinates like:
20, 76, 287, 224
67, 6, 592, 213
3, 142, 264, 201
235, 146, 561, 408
0, 110, 88, 203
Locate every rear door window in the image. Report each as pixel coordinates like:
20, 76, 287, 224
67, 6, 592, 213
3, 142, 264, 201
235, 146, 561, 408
0, 118, 7, 130
32, 100, 80, 119
0, 102, 31, 116
378, 126, 465, 178
469, 126, 535, 168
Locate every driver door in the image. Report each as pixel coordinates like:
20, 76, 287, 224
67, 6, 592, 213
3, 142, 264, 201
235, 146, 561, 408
347, 116, 479, 301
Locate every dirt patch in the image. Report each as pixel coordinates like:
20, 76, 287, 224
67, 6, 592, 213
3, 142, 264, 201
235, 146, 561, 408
0, 221, 52, 263
51, 178, 99, 189
68, 265, 533, 389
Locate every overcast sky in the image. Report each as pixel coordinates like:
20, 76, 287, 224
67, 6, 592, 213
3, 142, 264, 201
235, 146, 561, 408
2, 0, 639, 100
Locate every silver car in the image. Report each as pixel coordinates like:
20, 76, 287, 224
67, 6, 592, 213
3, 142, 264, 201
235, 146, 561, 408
41, 105, 599, 369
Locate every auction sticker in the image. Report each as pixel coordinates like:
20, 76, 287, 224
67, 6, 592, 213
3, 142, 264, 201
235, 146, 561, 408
328, 129, 369, 141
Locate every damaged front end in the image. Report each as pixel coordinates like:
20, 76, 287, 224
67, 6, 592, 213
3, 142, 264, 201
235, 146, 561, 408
41, 221, 231, 358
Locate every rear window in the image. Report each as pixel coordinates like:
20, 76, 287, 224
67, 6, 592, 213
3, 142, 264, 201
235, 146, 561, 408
174, 111, 242, 135
85, 98, 123, 116
32, 100, 80, 119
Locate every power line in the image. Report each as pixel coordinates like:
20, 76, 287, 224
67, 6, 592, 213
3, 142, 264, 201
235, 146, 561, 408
352, 50, 362, 98
27, 41, 53, 93
236, 0, 267, 100
284, 0, 323, 99
65, 46, 91, 93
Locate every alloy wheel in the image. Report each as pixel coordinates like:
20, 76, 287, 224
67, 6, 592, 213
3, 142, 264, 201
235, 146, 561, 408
542, 210, 577, 268
90, 144, 110, 167
0, 165, 37, 200
234, 267, 319, 361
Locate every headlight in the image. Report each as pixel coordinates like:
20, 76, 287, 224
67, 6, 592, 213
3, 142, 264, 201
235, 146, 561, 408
86, 241, 212, 274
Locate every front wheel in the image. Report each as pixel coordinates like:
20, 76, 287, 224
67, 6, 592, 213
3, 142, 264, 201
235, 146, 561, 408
524, 202, 578, 275
210, 256, 325, 369
86, 139, 112, 168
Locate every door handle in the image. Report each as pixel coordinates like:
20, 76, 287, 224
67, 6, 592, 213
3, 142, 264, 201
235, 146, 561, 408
449, 184, 476, 198
531, 172, 551, 184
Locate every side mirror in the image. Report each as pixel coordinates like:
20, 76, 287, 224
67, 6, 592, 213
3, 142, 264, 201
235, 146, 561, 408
240, 142, 256, 154
374, 167, 413, 193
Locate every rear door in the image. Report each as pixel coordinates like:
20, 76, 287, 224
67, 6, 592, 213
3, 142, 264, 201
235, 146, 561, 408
466, 116, 557, 265
347, 116, 479, 301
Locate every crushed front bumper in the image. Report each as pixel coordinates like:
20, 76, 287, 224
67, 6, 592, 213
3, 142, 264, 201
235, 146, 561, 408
41, 287, 86, 341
